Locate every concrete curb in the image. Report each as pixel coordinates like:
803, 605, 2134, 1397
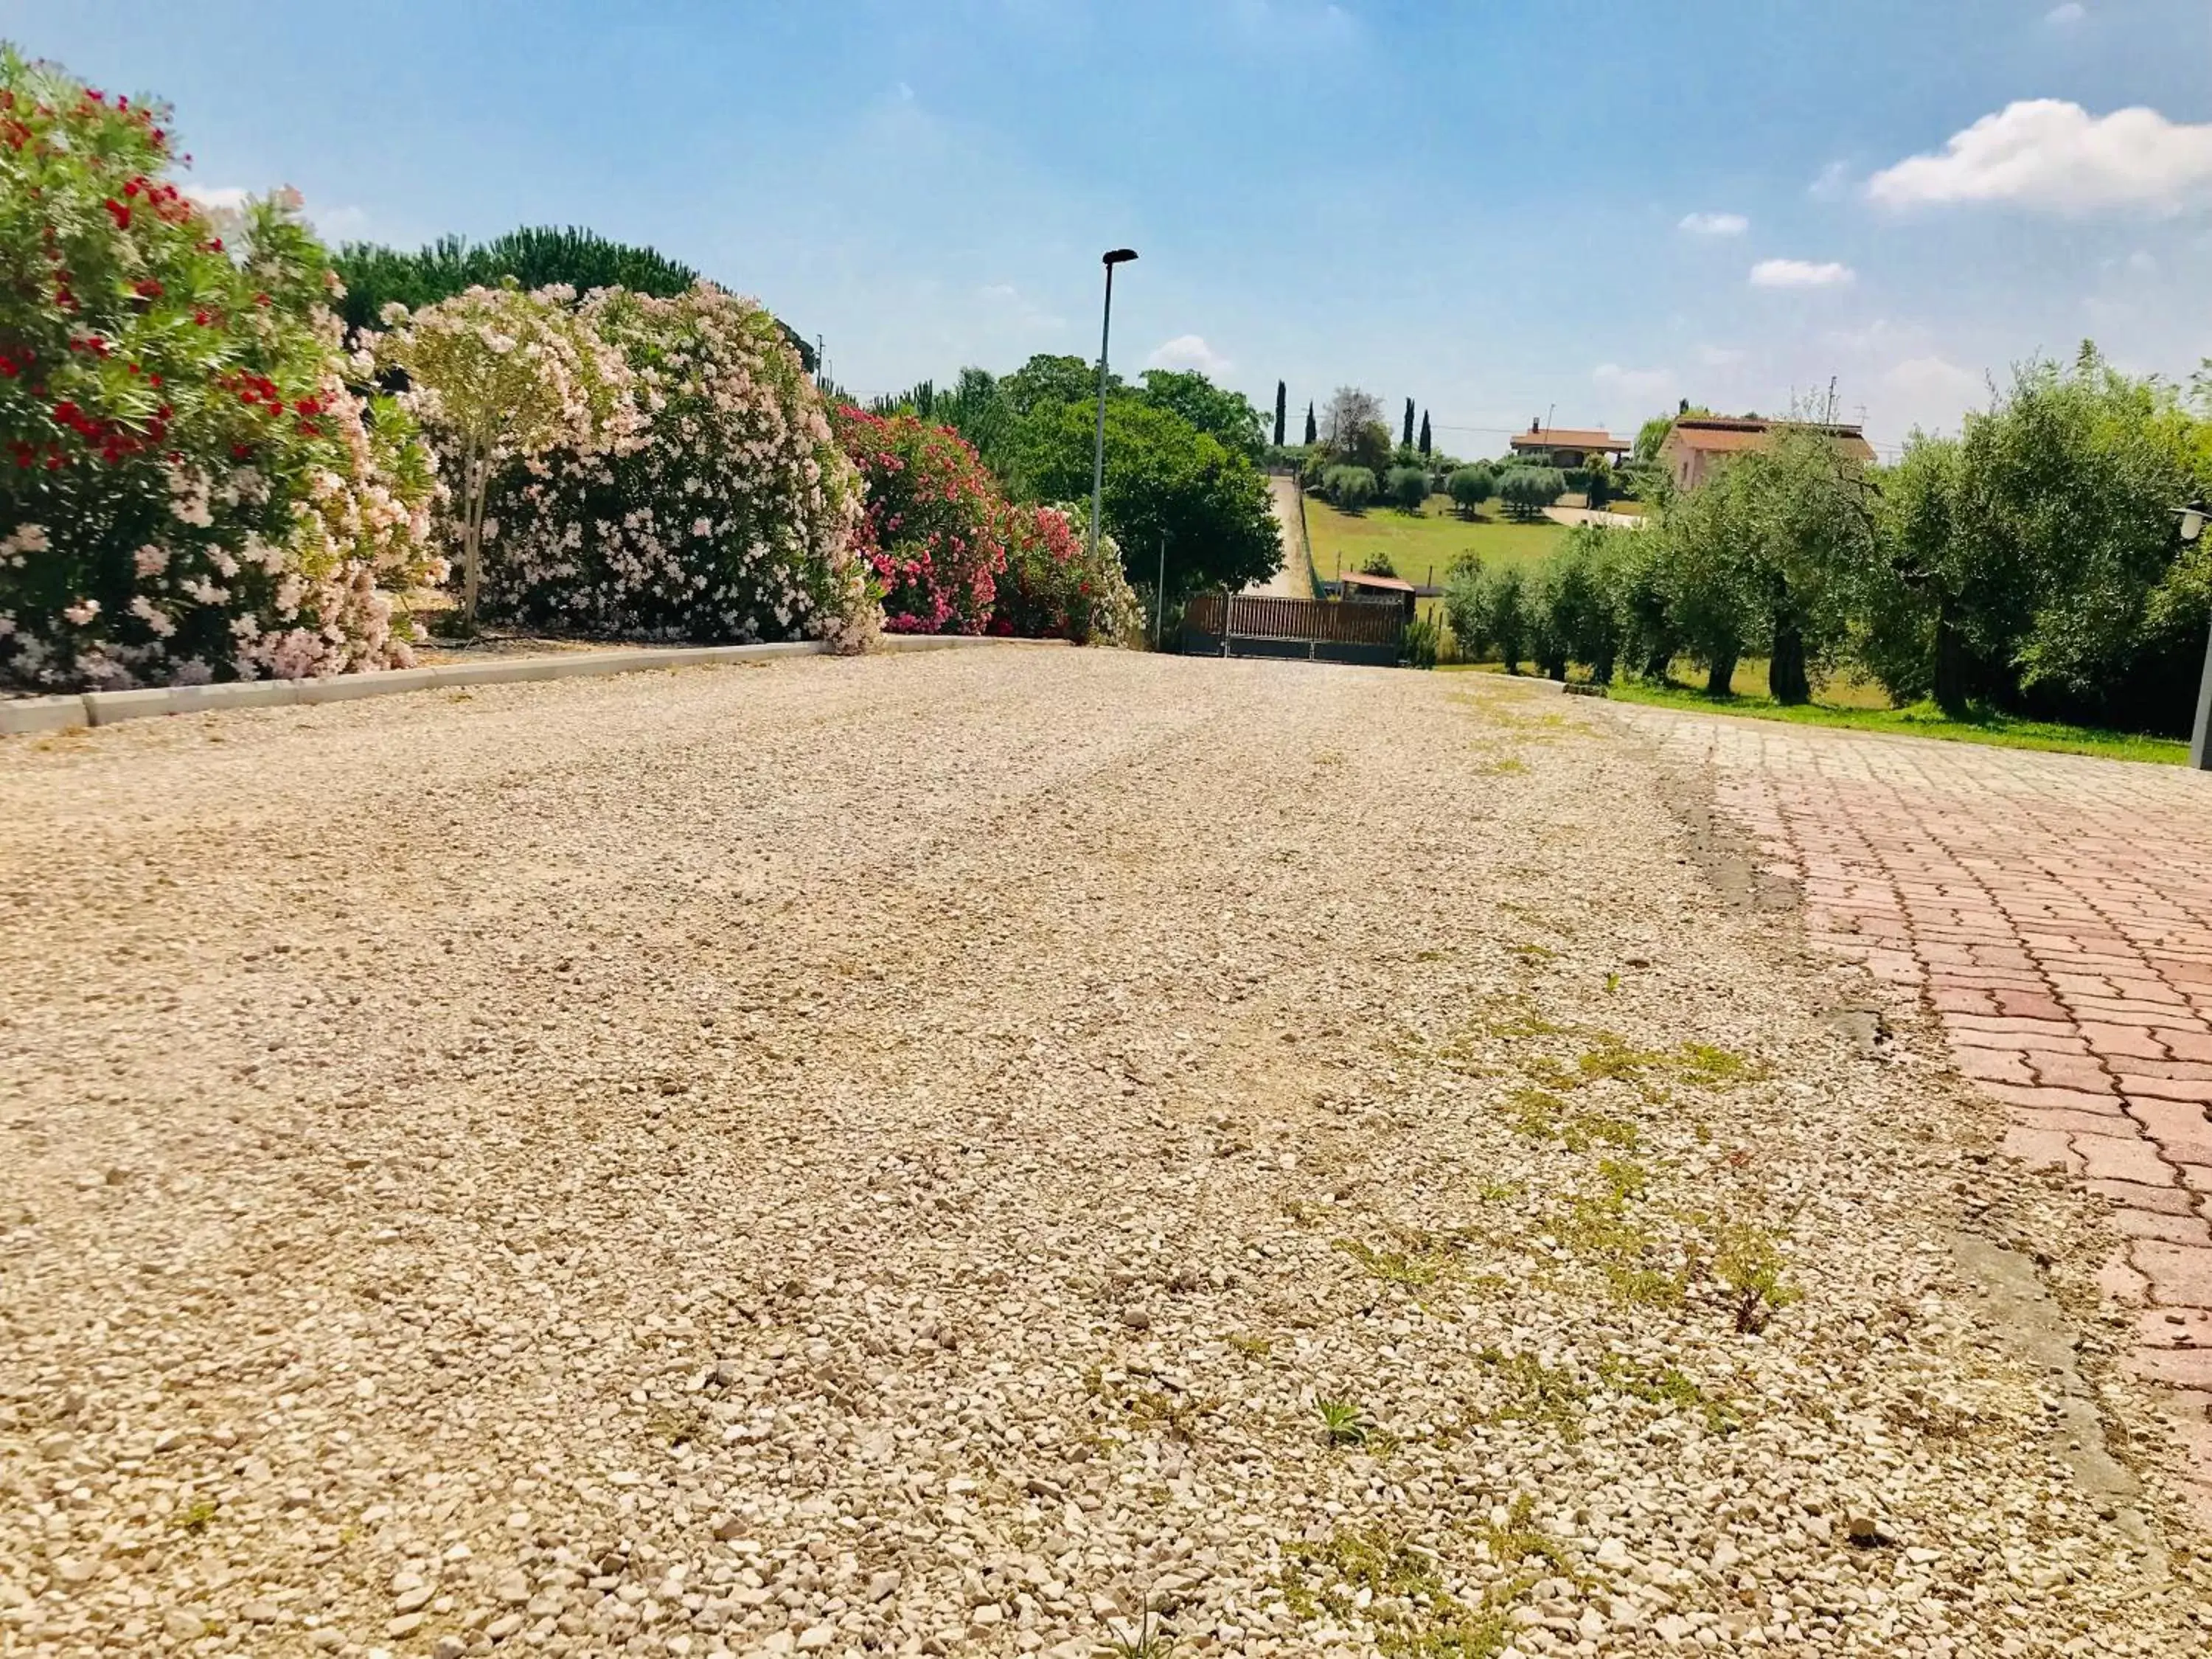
4, 635, 1065, 738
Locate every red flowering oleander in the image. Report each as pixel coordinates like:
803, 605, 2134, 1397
0, 47, 442, 691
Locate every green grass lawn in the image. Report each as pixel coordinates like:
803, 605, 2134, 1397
1306, 493, 1565, 590
1601, 677, 2189, 766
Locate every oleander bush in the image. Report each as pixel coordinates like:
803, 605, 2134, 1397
835, 406, 1004, 633
428, 283, 872, 647
991, 503, 1139, 644
0, 49, 441, 690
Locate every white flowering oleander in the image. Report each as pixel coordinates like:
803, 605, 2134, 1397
462, 284, 872, 649
375, 282, 634, 630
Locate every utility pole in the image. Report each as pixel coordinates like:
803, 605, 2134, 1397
1155, 533, 1167, 650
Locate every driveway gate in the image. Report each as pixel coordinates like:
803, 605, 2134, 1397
1181, 594, 1405, 667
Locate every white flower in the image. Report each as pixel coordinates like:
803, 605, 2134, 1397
61, 599, 100, 625
691, 518, 713, 538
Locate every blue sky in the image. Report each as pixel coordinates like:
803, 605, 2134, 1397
8, 0, 2210, 454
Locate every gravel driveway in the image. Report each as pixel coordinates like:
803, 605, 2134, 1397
3, 650, 2208, 1658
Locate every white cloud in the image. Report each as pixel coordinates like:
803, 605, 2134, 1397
1883, 355, 1983, 403
2045, 2, 2084, 22
976, 282, 1063, 333
312, 204, 370, 241
1877, 355, 1989, 436
1809, 161, 1854, 200
1698, 344, 1748, 368
1867, 100, 2212, 212
1147, 334, 1232, 376
182, 183, 251, 212
1678, 211, 1747, 237
1750, 258, 1856, 289
1592, 363, 1674, 401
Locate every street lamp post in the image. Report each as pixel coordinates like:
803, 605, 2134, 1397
1089, 249, 1138, 568
2180, 505, 2212, 771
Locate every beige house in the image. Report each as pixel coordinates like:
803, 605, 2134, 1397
1658, 417, 1877, 492
1507, 423, 1630, 469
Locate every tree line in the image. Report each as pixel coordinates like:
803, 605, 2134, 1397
1441, 345, 2212, 737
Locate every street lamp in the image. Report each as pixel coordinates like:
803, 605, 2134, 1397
2176, 504, 2211, 770
1088, 248, 1138, 570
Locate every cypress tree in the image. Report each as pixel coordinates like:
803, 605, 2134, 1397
1304, 402, 1317, 446
1273, 380, 1287, 448
1418, 410, 1432, 457
1402, 397, 1416, 448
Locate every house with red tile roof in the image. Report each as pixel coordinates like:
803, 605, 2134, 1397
1659, 416, 1877, 492
1506, 422, 1630, 468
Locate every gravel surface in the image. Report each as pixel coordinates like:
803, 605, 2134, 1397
2, 649, 2208, 1658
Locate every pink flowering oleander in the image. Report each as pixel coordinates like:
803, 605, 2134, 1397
990, 504, 1141, 645
425, 285, 872, 649
834, 406, 1005, 636
0, 49, 442, 691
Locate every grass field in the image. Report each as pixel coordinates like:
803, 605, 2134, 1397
1305, 493, 1565, 590
1601, 678, 2190, 766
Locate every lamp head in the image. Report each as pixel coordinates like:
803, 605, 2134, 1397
1102, 248, 1138, 266
2177, 504, 2206, 544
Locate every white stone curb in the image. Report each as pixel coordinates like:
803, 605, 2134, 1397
2, 635, 1064, 738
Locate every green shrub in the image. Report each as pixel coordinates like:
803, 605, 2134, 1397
0, 50, 442, 690
1541, 526, 1627, 681
1483, 566, 1531, 670
1384, 465, 1429, 512
1583, 453, 1617, 509
1499, 466, 1565, 521
1323, 465, 1377, 511
1402, 611, 1439, 669
1360, 552, 1399, 578
1441, 554, 1486, 660
1447, 465, 1495, 517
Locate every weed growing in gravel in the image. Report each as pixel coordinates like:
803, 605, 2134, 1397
1714, 1220, 1802, 1334
1086, 1363, 1220, 1444
1503, 1088, 1641, 1153
1471, 996, 1563, 1042
1548, 1173, 1688, 1310
1105, 1601, 1177, 1658
1279, 1528, 1513, 1659
1476, 1349, 1587, 1440
1477, 1494, 1576, 1578
1575, 1034, 1767, 1090
173, 1497, 218, 1534
1593, 1353, 1742, 1433
645, 1404, 712, 1447
1315, 1397, 1376, 1446
1475, 1179, 1520, 1202
1227, 1332, 1274, 1359
1334, 1237, 1444, 1289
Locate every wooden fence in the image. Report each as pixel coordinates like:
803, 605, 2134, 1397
1184, 593, 1404, 646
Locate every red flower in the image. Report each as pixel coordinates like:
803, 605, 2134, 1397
102, 197, 130, 229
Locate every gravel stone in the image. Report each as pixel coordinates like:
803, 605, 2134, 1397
1, 650, 2208, 1656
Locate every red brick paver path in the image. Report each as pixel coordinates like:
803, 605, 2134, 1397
1614, 706, 2212, 1507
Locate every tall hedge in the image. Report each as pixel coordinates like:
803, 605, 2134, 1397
0, 50, 440, 690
